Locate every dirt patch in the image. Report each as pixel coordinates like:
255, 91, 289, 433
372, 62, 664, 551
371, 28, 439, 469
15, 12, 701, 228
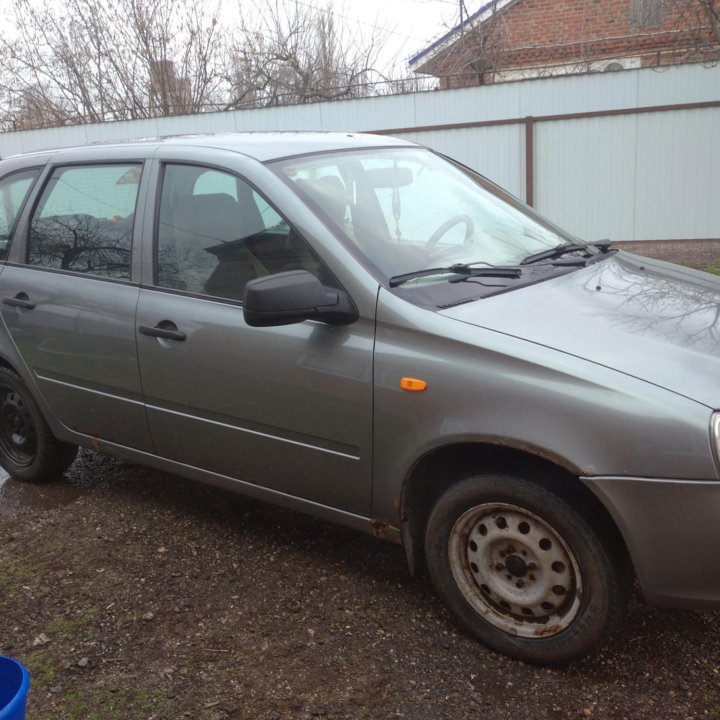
1, 450, 720, 719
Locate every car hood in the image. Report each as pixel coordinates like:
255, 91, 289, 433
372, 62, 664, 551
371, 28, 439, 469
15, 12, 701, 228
439, 252, 720, 408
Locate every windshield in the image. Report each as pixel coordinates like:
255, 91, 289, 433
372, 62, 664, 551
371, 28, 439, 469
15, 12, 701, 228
276, 147, 579, 282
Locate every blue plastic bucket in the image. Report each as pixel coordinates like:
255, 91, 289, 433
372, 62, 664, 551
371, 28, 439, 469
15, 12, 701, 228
0, 657, 30, 720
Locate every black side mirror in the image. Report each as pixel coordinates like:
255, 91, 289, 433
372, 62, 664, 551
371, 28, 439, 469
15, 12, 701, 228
243, 270, 358, 327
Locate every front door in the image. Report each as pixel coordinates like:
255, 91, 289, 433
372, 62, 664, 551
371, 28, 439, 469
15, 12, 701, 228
136, 162, 374, 514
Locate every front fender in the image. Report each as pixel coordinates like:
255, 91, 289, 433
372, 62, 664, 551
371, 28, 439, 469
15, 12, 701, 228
371, 289, 716, 521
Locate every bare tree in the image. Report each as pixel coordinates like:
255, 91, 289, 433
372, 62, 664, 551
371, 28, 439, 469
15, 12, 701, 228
0, 0, 412, 130
702, 0, 720, 42
0, 0, 230, 130
227, 0, 389, 108
412, 1, 509, 88
662, 0, 720, 61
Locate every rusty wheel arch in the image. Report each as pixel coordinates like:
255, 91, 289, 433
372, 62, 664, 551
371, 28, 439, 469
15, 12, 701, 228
399, 441, 632, 581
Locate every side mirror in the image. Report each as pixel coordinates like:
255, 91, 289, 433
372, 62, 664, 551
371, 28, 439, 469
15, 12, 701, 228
243, 270, 358, 327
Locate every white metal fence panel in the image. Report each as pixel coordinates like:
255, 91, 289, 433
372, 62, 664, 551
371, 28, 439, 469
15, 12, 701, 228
0, 63, 718, 244
394, 125, 527, 199
535, 105, 720, 241
535, 114, 641, 241
633, 108, 720, 241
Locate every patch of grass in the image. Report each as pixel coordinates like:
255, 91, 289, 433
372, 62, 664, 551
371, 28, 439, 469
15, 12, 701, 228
25, 617, 88, 692
0, 555, 46, 594
46, 617, 79, 641
24, 621, 80, 691
26, 639, 166, 720
58, 688, 165, 720
24, 650, 57, 685
704, 264, 720, 275
57, 689, 88, 719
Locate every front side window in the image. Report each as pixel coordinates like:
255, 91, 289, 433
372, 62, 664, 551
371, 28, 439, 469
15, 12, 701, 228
156, 164, 323, 301
0, 169, 40, 260
28, 164, 141, 279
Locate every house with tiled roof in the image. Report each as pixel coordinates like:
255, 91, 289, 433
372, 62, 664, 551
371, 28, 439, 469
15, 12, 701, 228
410, 0, 720, 87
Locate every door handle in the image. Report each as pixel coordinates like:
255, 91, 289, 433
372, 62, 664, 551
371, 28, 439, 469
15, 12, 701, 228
2, 293, 35, 310
139, 324, 186, 342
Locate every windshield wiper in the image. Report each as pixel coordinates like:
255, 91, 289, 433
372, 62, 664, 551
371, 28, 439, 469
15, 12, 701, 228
389, 264, 521, 288
521, 243, 589, 265
521, 240, 612, 265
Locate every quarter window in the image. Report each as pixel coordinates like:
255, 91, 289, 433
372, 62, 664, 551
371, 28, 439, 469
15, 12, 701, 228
28, 164, 141, 279
0, 169, 40, 260
156, 164, 323, 301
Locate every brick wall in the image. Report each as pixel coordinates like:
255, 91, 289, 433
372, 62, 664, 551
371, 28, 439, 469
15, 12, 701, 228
427, 0, 718, 87
495, 0, 714, 67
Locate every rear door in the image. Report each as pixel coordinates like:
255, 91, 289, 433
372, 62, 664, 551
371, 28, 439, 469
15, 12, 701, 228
135, 154, 374, 514
0, 158, 153, 451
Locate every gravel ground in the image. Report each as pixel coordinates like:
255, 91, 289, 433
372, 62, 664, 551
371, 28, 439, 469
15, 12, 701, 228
1, 450, 719, 720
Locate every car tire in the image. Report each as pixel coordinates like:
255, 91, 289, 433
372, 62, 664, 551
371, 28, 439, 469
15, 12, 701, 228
0, 367, 78, 482
425, 474, 629, 665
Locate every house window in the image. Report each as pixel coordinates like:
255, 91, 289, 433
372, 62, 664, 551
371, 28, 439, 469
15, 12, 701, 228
630, 0, 664, 28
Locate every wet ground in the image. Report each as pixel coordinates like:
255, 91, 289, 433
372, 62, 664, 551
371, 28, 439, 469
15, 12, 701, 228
0, 467, 84, 518
1, 450, 720, 719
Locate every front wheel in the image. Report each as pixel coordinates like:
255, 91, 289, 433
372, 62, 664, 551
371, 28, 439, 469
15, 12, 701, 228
0, 367, 78, 482
425, 475, 629, 665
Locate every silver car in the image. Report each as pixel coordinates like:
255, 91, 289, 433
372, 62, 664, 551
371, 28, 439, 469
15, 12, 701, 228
0, 132, 718, 665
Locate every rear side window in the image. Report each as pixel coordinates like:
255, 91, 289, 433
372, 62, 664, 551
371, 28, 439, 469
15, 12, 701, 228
28, 164, 141, 280
0, 169, 40, 260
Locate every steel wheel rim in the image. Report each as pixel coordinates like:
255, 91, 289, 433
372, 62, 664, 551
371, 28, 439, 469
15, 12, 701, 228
0, 387, 37, 468
448, 502, 582, 638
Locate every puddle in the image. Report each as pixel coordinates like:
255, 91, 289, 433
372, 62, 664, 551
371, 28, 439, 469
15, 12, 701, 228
0, 469, 84, 518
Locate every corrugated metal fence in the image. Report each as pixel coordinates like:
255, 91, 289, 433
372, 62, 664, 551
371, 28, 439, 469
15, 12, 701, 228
1, 63, 718, 247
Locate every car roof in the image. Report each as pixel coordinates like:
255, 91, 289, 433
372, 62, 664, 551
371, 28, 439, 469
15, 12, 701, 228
9, 132, 417, 163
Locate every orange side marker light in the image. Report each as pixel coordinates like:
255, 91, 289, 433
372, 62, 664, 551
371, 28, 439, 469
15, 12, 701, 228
400, 377, 428, 392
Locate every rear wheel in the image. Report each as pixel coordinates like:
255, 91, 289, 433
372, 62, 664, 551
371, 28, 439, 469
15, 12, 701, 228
0, 367, 78, 482
425, 475, 629, 665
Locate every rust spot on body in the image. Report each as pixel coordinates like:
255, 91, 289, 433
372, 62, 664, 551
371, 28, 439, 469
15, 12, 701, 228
533, 623, 563, 637
371, 519, 402, 544
89, 435, 101, 452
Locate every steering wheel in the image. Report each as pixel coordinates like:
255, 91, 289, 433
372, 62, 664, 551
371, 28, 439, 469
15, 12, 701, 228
426, 214, 475, 248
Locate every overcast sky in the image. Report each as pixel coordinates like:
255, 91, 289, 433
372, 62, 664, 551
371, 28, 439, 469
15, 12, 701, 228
1, 0, 471, 78
321, 0, 466, 73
